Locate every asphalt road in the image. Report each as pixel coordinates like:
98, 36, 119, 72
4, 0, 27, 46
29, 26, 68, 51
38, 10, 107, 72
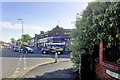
1, 48, 70, 78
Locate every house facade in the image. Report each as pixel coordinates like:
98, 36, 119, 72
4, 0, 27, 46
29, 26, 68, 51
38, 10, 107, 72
27, 25, 74, 50
27, 38, 35, 47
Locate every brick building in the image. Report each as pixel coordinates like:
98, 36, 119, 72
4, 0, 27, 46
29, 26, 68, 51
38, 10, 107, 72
47, 25, 72, 37
27, 25, 74, 49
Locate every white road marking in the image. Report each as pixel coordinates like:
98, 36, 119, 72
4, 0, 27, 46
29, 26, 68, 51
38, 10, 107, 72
24, 55, 27, 69
14, 55, 23, 73
14, 70, 19, 73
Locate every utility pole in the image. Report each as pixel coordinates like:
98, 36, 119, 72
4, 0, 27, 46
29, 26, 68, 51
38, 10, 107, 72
58, 20, 59, 26
18, 19, 23, 46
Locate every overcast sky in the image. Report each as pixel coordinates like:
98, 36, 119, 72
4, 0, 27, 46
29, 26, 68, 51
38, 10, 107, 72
1, 2, 89, 42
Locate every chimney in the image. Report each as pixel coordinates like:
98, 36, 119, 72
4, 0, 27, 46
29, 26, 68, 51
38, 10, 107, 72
40, 31, 44, 34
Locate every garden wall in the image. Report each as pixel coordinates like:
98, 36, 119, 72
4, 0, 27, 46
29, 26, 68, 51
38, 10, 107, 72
96, 42, 120, 80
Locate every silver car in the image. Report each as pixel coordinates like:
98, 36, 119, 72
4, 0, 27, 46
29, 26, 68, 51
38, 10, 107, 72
13, 46, 20, 52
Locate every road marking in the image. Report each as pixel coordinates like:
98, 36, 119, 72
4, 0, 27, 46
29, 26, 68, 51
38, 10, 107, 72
7, 59, 70, 80
8, 68, 28, 79
14, 71, 18, 73
24, 55, 27, 69
14, 55, 22, 73
17, 61, 56, 80
17, 60, 70, 80
7, 60, 55, 80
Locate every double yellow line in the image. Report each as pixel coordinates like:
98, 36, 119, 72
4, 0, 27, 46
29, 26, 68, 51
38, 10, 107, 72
6, 59, 70, 80
6, 61, 55, 80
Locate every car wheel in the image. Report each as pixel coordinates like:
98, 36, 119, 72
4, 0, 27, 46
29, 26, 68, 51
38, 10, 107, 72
43, 51, 46, 54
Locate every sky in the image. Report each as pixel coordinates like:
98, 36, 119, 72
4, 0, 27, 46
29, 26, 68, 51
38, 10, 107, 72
1, 2, 89, 43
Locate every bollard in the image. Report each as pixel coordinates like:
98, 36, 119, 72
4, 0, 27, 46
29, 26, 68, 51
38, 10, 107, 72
55, 52, 58, 63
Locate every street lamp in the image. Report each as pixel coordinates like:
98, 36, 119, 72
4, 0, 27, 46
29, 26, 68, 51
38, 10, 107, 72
18, 18, 23, 46
76, 13, 81, 20
71, 13, 81, 24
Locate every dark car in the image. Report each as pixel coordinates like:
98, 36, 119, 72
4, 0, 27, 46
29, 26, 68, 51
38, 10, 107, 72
42, 43, 65, 54
19, 47, 34, 53
13, 46, 20, 52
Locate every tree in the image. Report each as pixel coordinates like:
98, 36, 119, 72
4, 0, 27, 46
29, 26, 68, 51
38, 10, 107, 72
24, 42, 28, 46
70, 2, 120, 72
0, 41, 5, 46
16, 38, 22, 46
10, 37, 16, 45
22, 34, 32, 43
21, 34, 31, 46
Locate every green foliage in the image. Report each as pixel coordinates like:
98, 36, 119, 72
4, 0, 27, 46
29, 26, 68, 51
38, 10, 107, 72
22, 34, 32, 42
23, 42, 28, 46
16, 39, 22, 46
117, 58, 120, 64
0, 41, 5, 46
70, 2, 120, 71
11, 34, 32, 46
116, 33, 120, 40
10, 37, 16, 45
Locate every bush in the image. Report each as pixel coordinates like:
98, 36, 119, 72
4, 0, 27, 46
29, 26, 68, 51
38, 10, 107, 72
70, 2, 120, 72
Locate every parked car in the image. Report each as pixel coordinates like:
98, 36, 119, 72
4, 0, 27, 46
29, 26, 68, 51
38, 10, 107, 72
7, 46, 11, 49
42, 43, 65, 54
19, 47, 34, 53
13, 46, 20, 52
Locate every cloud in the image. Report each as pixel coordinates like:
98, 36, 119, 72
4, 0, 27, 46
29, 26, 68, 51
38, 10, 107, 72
1, 22, 22, 29
1, 22, 49, 31
25, 25, 48, 31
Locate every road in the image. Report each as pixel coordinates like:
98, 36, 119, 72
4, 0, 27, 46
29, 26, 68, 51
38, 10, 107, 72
1, 48, 70, 78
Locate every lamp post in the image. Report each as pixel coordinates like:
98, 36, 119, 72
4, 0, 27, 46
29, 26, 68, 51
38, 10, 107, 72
76, 13, 81, 20
18, 19, 23, 46
71, 13, 81, 24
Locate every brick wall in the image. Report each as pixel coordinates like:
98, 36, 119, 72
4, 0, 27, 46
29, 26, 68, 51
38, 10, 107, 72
96, 62, 120, 80
96, 41, 120, 80
96, 63, 114, 79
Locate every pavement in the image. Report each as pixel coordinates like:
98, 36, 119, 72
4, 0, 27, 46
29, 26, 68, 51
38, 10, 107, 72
22, 60, 77, 80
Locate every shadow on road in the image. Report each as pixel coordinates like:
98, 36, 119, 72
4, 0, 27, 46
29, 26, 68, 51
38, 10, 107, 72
27, 68, 77, 80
